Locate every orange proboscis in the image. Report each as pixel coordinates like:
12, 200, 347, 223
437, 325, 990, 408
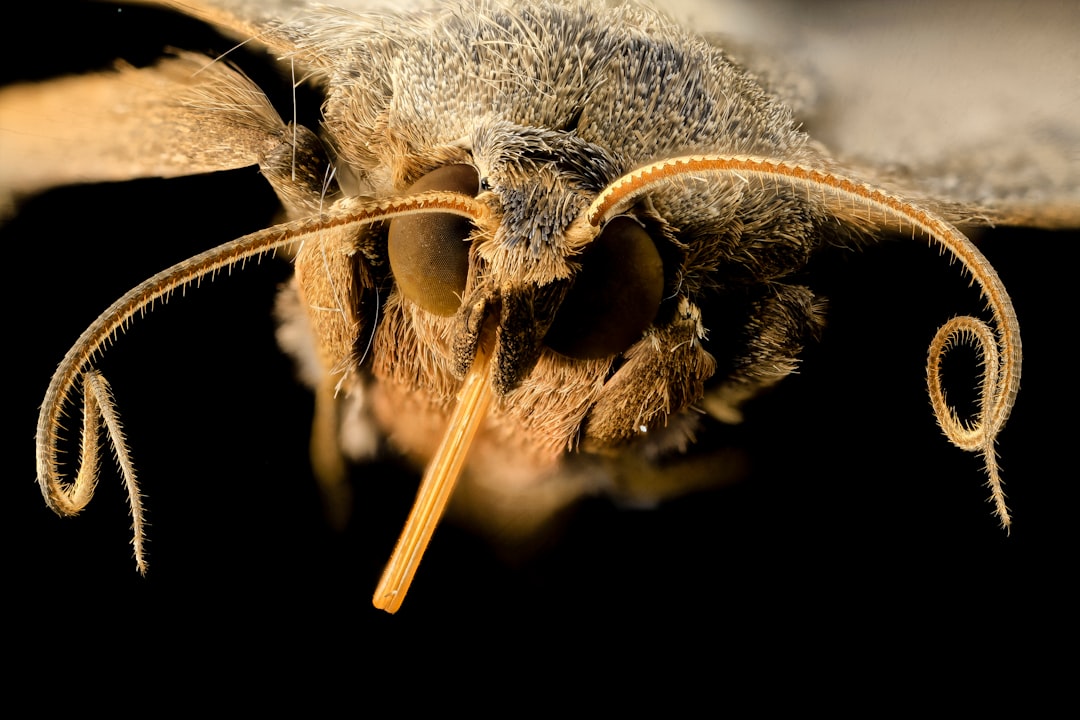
372, 342, 494, 613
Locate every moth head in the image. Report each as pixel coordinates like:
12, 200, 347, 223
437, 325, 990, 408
386, 123, 684, 399
384, 129, 815, 391
377, 143, 843, 432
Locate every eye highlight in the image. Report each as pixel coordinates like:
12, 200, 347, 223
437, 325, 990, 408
545, 216, 664, 359
388, 164, 480, 316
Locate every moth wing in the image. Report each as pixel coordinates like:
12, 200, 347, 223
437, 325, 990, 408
148, 0, 416, 39
0, 0, 358, 210
0, 51, 292, 209
0, 0, 422, 211
674, 0, 1080, 228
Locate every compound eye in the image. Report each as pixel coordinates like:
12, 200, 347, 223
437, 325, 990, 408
545, 216, 664, 359
388, 164, 480, 316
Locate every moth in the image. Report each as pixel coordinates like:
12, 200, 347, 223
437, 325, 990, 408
6, 0, 1077, 614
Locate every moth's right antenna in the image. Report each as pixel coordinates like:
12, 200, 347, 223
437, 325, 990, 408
589, 155, 1021, 528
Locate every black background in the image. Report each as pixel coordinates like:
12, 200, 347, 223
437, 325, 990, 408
5, 1, 1074, 695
